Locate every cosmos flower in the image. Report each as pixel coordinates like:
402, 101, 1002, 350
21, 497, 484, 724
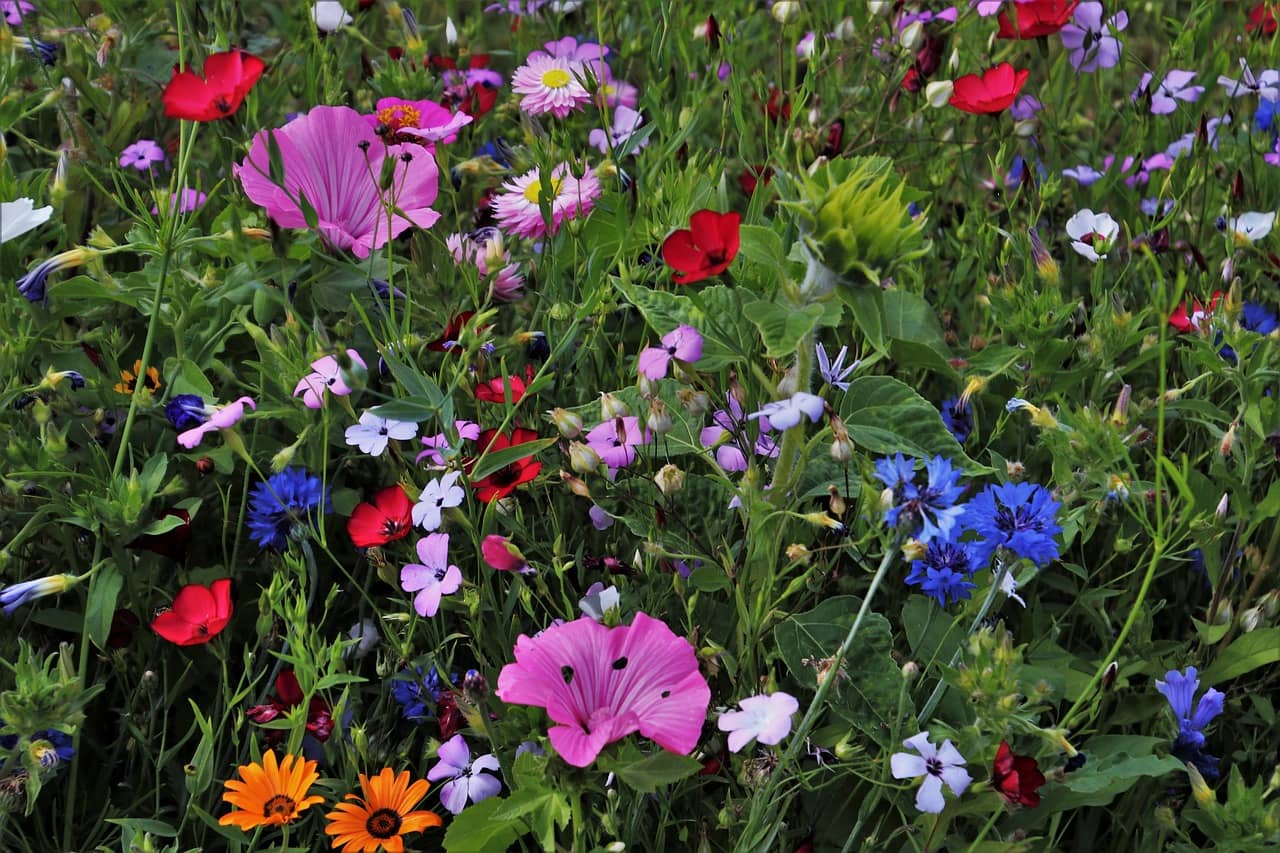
891, 732, 972, 813
218, 752, 324, 830
717, 692, 800, 753
246, 468, 333, 550
236, 106, 441, 259
638, 325, 703, 380
401, 533, 463, 618
1060, 2, 1126, 72
427, 736, 502, 815
0, 197, 53, 244
491, 163, 601, 240
511, 53, 591, 118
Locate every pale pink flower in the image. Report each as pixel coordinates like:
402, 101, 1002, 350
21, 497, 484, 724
511, 54, 591, 118
638, 324, 702, 380
293, 350, 366, 409
177, 397, 255, 449
492, 163, 601, 240
400, 532, 462, 617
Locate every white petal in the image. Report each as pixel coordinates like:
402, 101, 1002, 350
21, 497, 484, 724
915, 775, 946, 813
0, 198, 54, 244
890, 752, 927, 779
939, 763, 972, 796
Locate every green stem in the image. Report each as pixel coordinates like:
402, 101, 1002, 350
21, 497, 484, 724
964, 806, 1005, 853
766, 333, 815, 507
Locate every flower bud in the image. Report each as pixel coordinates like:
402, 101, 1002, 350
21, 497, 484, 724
678, 389, 710, 416
901, 661, 920, 681
560, 470, 592, 498
568, 442, 602, 475
600, 392, 629, 420
1102, 660, 1119, 690
1261, 589, 1280, 619
1212, 601, 1233, 626
786, 543, 810, 563
901, 538, 926, 562
826, 484, 846, 517
654, 463, 685, 495
868, 0, 892, 17
637, 374, 658, 400
771, 1, 801, 24
879, 487, 895, 512
802, 511, 843, 531
647, 398, 672, 435
898, 20, 923, 51
832, 17, 855, 39
547, 407, 583, 438
1239, 605, 1263, 633
829, 415, 853, 462
1220, 422, 1237, 457
924, 80, 954, 108
1187, 763, 1216, 806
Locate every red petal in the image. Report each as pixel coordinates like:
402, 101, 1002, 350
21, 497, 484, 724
162, 70, 218, 121
209, 578, 233, 622
347, 502, 389, 547
374, 485, 412, 522
661, 229, 706, 274
276, 670, 305, 707
151, 610, 200, 645
171, 582, 216, 623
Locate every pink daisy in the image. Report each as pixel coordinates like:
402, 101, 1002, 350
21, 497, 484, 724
511, 54, 592, 118
492, 163, 601, 240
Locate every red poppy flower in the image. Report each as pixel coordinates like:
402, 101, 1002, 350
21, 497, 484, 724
1248, 2, 1279, 36
475, 366, 534, 404
151, 578, 233, 646
127, 508, 192, 561
468, 428, 543, 503
949, 63, 1031, 115
1169, 291, 1223, 334
347, 485, 413, 547
996, 0, 1079, 39
161, 49, 265, 122
992, 741, 1046, 808
246, 669, 335, 743
661, 210, 742, 285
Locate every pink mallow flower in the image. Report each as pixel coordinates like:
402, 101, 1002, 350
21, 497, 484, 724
177, 396, 255, 449
495, 612, 711, 767
638, 324, 702, 380
364, 96, 472, 145
235, 105, 441, 259
294, 350, 366, 409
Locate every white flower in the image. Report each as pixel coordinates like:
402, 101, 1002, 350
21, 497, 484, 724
1225, 211, 1275, 244
1065, 208, 1120, 262
412, 471, 465, 531
890, 731, 972, 814
1218, 59, 1280, 101
310, 1, 352, 32
717, 692, 800, 753
344, 411, 418, 456
1, 198, 54, 244
578, 582, 620, 622
1000, 570, 1026, 608
748, 392, 826, 431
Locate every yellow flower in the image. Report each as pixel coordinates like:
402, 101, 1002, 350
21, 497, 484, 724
218, 751, 324, 832
324, 767, 441, 853
113, 360, 161, 395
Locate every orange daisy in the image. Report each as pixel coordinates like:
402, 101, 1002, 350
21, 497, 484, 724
113, 359, 161, 395
324, 767, 442, 853
218, 750, 325, 831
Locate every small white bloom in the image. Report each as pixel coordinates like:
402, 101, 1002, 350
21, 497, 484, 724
1065, 208, 1120, 262
578, 582, 620, 622
1, 198, 54, 244
717, 692, 800, 753
412, 471, 466, 531
748, 392, 826, 431
1000, 570, 1026, 608
891, 731, 972, 814
311, 1, 352, 32
345, 411, 418, 456
1225, 211, 1275, 244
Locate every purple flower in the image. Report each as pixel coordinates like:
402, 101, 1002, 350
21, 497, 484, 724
748, 393, 825, 431
717, 692, 800, 753
1219, 59, 1280, 101
585, 416, 651, 469
427, 734, 502, 814
1133, 70, 1204, 115
1156, 667, 1223, 748
1060, 2, 1127, 72
2, 0, 35, 26
897, 8, 957, 29
637, 324, 702, 380
150, 189, 207, 215
701, 396, 776, 473
1141, 198, 1175, 217
1010, 95, 1043, 121
816, 342, 857, 392
891, 732, 971, 813
400, 532, 462, 618
588, 105, 647, 156
119, 139, 166, 171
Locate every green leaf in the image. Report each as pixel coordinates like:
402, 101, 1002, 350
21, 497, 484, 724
840, 376, 985, 471
840, 285, 884, 350
470, 437, 557, 482
486, 787, 571, 852
85, 565, 124, 650
774, 596, 912, 746
105, 818, 178, 837
616, 281, 754, 369
368, 398, 439, 424
602, 749, 703, 793
1202, 628, 1280, 685
743, 300, 825, 359
689, 565, 731, 592
881, 290, 956, 378
737, 224, 785, 272
441, 796, 523, 853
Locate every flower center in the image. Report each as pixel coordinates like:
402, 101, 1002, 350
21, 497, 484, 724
541, 68, 572, 89
434, 567, 447, 581
925, 757, 943, 777
995, 505, 1036, 534
522, 177, 562, 204
262, 794, 297, 819
377, 104, 421, 132
366, 807, 403, 838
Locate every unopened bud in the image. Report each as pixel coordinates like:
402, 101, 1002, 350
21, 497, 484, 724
879, 487, 895, 512
898, 20, 923, 51
1212, 601, 1233, 626
654, 463, 685, 495
637, 374, 658, 400
869, 1, 892, 16
1215, 492, 1229, 519
547, 407, 583, 439
559, 470, 592, 498
925, 80, 954, 108
568, 442, 602, 475
1102, 660, 1118, 690
1239, 605, 1263, 633
1110, 384, 1131, 427
1220, 422, 1237, 457
902, 661, 920, 681
1261, 589, 1279, 619
678, 388, 710, 416
771, 0, 801, 23
826, 484, 846, 517
646, 398, 672, 435
829, 414, 853, 462
1187, 763, 1215, 806
445, 16, 458, 45
901, 539, 926, 562
600, 392, 629, 419
785, 543, 810, 563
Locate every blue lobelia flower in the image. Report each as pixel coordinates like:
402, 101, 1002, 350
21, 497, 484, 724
245, 467, 332, 550
1157, 667, 1224, 781
963, 481, 1062, 570
905, 539, 977, 607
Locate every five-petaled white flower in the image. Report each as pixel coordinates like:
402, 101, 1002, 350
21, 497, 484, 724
890, 731, 972, 814
717, 692, 800, 753
1225, 211, 1275, 244
1065, 208, 1120, 262
748, 392, 826, 431
412, 471, 465, 531
344, 411, 418, 456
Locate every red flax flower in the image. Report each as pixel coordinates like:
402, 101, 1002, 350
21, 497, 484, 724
151, 579, 232, 645
1169, 291, 1222, 334
474, 366, 533, 404
991, 741, 1046, 807
162, 49, 265, 122
348, 485, 413, 547
1248, 3, 1279, 36
468, 428, 543, 503
661, 210, 742, 284
949, 63, 1030, 115
996, 0, 1079, 39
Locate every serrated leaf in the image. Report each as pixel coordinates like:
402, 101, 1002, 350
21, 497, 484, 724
616, 281, 754, 369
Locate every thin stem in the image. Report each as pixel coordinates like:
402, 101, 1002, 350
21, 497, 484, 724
964, 806, 1005, 853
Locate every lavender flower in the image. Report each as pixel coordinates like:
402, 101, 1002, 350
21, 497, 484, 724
1132, 70, 1204, 115
1060, 3, 1127, 72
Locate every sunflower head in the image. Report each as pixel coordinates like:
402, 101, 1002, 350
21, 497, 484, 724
325, 767, 442, 853
218, 751, 324, 832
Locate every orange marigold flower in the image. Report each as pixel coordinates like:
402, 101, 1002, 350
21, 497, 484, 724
218, 751, 324, 831
324, 767, 442, 853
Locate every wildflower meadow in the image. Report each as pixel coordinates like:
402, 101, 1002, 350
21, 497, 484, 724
4, 0, 1280, 850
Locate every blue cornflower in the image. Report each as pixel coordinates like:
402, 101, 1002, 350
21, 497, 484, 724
963, 481, 1062, 569
245, 467, 332, 550
1255, 97, 1278, 134
905, 540, 977, 607
164, 394, 208, 431
391, 666, 448, 724
1158, 667, 1223, 781
940, 396, 972, 444
877, 455, 967, 543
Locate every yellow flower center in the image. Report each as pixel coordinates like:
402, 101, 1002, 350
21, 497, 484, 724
523, 177, 562, 204
541, 68, 572, 89
376, 104, 421, 132
262, 794, 297, 820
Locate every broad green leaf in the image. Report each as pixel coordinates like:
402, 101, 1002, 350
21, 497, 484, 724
1202, 628, 1280, 685
743, 300, 825, 358
737, 224, 785, 272
470, 437, 557, 482
840, 376, 985, 471
1012, 736, 1183, 822
616, 281, 754, 369
487, 786, 571, 851
839, 285, 884, 350
442, 796, 523, 852
368, 398, 439, 424
85, 564, 124, 650
603, 749, 703, 793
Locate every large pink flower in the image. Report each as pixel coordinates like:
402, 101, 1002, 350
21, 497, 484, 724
235, 105, 441, 259
495, 612, 710, 767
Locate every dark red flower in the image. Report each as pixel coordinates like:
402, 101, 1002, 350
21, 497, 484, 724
1169, 291, 1223, 334
949, 63, 1031, 115
739, 164, 774, 196
765, 87, 792, 123
902, 32, 946, 93
127, 508, 192, 561
468, 428, 543, 503
162, 49, 265, 122
247, 669, 334, 744
661, 209, 742, 284
1248, 2, 1279, 36
151, 579, 232, 646
996, 0, 1079, 39
992, 741, 1046, 808
428, 311, 492, 352
475, 366, 534, 404
347, 485, 413, 547
437, 692, 464, 740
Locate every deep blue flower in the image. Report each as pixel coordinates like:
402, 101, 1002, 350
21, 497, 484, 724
30, 729, 75, 766
963, 481, 1062, 569
905, 540, 977, 607
874, 453, 916, 493
245, 467, 332, 550
879, 456, 967, 543
391, 666, 448, 724
1240, 302, 1279, 335
1255, 97, 1278, 135
940, 396, 972, 444
476, 138, 513, 168
1171, 732, 1221, 781
164, 394, 208, 431
1156, 667, 1223, 748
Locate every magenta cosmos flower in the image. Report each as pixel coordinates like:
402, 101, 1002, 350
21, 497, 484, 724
495, 612, 711, 767
235, 105, 441, 259
511, 54, 592, 118
638, 324, 702, 380
492, 163, 600, 240
364, 96, 472, 145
